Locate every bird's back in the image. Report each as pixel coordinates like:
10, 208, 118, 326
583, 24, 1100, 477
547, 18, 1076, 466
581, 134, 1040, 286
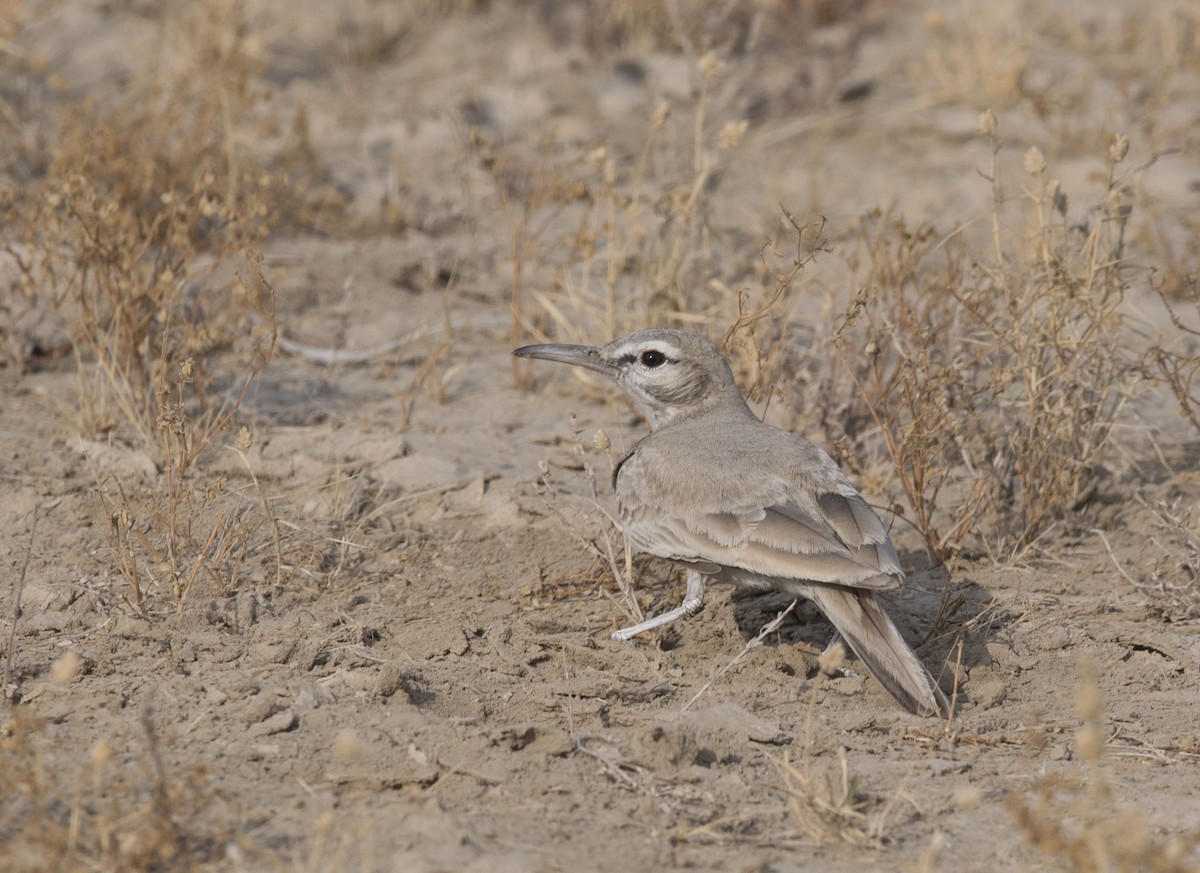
614, 410, 902, 589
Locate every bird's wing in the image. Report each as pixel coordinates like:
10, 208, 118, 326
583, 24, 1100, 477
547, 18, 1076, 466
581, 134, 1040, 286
622, 473, 901, 591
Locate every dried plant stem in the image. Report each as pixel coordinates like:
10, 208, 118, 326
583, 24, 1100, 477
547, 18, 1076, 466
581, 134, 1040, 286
681, 599, 797, 712
3, 506, 37, 696
1092, 529, 1140, 588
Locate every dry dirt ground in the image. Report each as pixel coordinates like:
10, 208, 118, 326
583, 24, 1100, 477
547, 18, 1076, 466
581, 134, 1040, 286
3, 1, 1200, 871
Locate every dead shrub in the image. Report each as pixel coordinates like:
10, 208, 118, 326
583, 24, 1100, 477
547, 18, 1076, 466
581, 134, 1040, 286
821, 121, 1138, 563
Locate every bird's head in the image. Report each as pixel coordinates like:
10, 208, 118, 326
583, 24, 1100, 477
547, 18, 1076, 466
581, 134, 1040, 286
514, 328, 750, 429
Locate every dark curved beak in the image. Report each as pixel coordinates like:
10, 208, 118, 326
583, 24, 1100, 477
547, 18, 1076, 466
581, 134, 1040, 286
512, 342, 617, 377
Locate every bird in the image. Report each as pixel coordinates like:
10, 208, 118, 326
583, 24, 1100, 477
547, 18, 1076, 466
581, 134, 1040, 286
513, 328, 949, 718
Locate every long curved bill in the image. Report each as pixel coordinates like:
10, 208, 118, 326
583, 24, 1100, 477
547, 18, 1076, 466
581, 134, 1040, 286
512, 342, 617, 377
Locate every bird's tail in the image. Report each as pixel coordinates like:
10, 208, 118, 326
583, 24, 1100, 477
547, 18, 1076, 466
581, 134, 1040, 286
807, 586, 950, 718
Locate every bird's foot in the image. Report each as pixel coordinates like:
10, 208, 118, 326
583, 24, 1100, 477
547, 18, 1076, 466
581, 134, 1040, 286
611, 596, 703, 641
612, 570, 707, 641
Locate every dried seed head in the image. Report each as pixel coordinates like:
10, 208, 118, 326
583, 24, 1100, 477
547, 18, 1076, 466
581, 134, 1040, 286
593, 429, 610, 452
978, 109, 997, 137
952, 786, 982, 811
1023, 146, 1046, 176
51, 650, 82, 683
204, 477, 227, 502
698, 52, 724, 83
1105, 186, 1131, 219
1075, 724, 1104, 761
333, 728, 365, 762
1075, 668, 1103, 722
90, 738, 112, 767
718, 119, 749, 150
1109, 133, 1129, 164
235, 426, 253, 454
651, 102, 670, 129
818, 641, 846, 676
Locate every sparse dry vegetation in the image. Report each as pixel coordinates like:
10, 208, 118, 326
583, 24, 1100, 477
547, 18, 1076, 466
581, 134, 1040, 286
0, 0, 357, 618
0, 705, 229, 871
2, 0, 1200, 870
1147, 283, 1200, 436
775, 746, 882, 847
1101, 493, 1200, 622
1007, 665, 1200, 873
821, 124, 1137, 563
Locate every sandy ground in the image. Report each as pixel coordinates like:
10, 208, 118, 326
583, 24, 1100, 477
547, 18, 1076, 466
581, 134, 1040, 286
4, 1, 1200, 870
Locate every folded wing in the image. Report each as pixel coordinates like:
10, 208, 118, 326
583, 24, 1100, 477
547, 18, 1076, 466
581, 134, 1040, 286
623, 481, 902, 590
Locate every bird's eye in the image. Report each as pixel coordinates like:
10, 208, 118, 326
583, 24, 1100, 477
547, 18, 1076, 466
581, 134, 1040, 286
640, 349, 667, 368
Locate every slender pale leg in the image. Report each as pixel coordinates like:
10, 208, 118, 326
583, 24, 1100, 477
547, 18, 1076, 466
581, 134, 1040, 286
611, 569, 707, 641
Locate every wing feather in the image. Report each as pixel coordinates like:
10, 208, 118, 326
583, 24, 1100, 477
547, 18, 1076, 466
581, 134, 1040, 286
616, 426, 902, 591
625, 495, 900, 591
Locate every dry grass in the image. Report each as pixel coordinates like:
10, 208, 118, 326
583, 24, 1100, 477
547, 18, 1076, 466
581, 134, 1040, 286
501, 3, 869, 374
0, 0, 342, 616
0, 706, 231, 872
0, 0, 374, 618
331, 0, 482, 70
498, 12, 1200, 869
1099, 494, 1200, 622
775, 746, 882, 847
500, 5, 1200, 868
1006, 665, 1200, 872
0, 695, 377, 871
916, 2, 1029, 111
771, 645, 916, 849
540, 0, 875, 59
914, 1, 1200, 144
530, 415, 642, 627
496, 97, 722, 373
6, 0, 279, 447
505, 58, 1160, 572
1146, 284, 1200, 436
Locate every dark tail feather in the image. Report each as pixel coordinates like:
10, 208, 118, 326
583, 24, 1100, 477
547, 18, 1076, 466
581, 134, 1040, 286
808, 586, 950, 718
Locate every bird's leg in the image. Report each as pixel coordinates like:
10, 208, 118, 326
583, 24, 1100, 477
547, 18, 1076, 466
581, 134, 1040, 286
611, 569, 707, 641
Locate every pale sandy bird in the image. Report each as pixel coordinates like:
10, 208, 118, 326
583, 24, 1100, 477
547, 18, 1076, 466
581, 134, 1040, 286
514, 328, 949, 717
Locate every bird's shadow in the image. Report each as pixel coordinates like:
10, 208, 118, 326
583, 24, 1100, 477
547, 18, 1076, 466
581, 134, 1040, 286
729, 563, 1002, 695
